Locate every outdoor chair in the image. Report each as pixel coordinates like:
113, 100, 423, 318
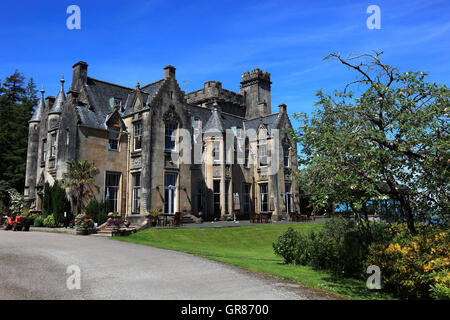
289, 212, 297, 222
250, 212, 257, 223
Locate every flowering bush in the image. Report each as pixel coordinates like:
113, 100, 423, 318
74, 214, 94, 229
366, 224, 449, 299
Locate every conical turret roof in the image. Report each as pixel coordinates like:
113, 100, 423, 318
204, 101, 225, 133
49, 76, 66, 114
30, 87, 45, 122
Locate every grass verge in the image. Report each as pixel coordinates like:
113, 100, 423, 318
113, 223, 396, 300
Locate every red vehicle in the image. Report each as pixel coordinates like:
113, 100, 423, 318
3, 215, 30, 231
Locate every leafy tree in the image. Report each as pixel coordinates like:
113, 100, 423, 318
0, 71, 38, 191
62, 160, 100, 214
293, 52, 449, 235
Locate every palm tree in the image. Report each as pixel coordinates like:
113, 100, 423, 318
62, 160, 100, 214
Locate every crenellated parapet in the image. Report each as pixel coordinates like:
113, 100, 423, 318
185, 81, 244, 108
240, 68, 271, 88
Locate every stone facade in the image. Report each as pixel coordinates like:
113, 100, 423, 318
24, 61, 299, 221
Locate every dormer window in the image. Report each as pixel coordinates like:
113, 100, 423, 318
108, 127, 120, 151
114, 98, 122, 110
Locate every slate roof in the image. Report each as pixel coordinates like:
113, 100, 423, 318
73, 75, 282, 135
203, 104, 225, 133
30, 88, 45, 122
244, 113, 280, 134
77, 77, 133, 129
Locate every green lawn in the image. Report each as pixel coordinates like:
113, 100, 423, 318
113, 223, 395, 300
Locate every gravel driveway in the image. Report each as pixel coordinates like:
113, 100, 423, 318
0, 231, 335, 300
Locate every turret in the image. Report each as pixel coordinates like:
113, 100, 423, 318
24, 87, 45, 204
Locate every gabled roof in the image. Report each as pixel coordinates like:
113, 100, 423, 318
244, 113, 280, 134
121, 79, 166, 117
30, 88, 45, 122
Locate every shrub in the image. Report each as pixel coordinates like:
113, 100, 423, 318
42, 181, 71, 223
43, 215, 56, 227
33, 216, 44, 227
273, 227, 302, 264
366, 225, 450, 299
85, 199, 107, 225
273, 217, 392, 277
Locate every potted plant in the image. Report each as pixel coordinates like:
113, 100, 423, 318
74, 214, 94, 235
150, 209, 160, 227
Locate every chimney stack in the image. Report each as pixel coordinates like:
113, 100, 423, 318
278, 104, 287, 114
164, 65, 176, 79
45, 96, 56, 109
70, 61, 88, 93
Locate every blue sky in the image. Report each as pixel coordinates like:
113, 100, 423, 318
1, 0, 449, 122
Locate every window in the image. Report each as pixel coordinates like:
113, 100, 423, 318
108, 128, 120, 151
283, 146, 290, 168
165, 123, 177, 150
42, 139, 47, 161
285, 183, 292, 214
259, 183, 268, 212
114, 98, 122, 110
50, 133, 57, 157
105, 172, 121, 213
66, 129, 70, 146
244, 139, 249, 168
212, 141, 221, 163
132, 173, 141, 214
192, 117, 202, 143
164, 173, 177, 214
259, 143, 267, 167
213, 180, 221, 218
133, 122, 142, 151
243, 183, 251, 214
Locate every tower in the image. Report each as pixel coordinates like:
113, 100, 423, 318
239, 68, 272, 119
24, 87, 45, 207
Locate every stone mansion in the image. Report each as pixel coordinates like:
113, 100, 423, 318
24, 61, 299, 221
